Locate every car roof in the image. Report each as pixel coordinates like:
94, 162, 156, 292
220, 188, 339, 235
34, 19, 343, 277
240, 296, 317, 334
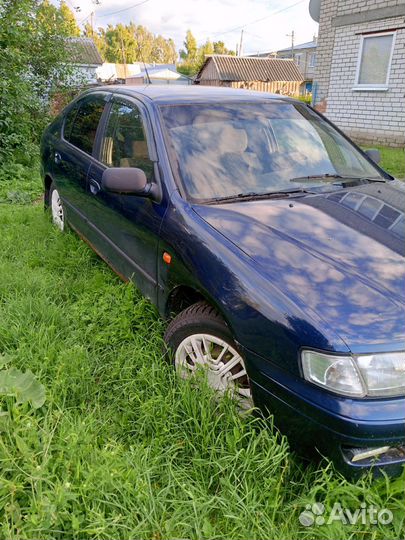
85, 84, 300, 106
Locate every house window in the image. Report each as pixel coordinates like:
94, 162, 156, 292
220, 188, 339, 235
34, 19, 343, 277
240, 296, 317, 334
295, 53, 302, 67
355, 32, 395, 90
309, 52, 316, 67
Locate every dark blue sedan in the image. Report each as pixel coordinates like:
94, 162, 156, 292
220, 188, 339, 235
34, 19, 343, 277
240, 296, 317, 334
41, 85, 405, 476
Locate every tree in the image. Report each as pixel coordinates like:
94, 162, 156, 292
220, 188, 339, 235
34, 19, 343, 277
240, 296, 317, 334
178, 31, 236, 76
97, 22, 176, 65
37, 0, 80, 37
59, 1, 80, 37
213, 40, 235, 56
0, 0, 79, 163
180, 30, 198, 63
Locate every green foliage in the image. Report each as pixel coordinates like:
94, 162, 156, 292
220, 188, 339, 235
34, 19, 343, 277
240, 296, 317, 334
0, 162, 42, 204
179, 31, 236, 75
83, 21, 177, 65
37, 0, 80, 37
213, 40, 235, 56
295, 94, 312, 104
58, 0, 81, 37
0, 363, 45, 410
0, 0, 79, 164
180, 29, 198, 63
371, 146, 405, 179
0, 179, 403, 538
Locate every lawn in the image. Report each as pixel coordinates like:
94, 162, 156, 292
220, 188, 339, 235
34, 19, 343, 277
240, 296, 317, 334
363, 146, 405, 179
0, 166, 404, 539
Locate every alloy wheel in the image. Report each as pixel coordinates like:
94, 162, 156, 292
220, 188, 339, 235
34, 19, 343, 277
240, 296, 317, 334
51, 188, 64, 231
175, 333, 253, 409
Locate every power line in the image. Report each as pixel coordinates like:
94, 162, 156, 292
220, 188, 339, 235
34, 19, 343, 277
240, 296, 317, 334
78, 0, 150, 27
97, 0, 150, 18
243, 30, 268, 42
65, 0, 81, 12
78, 11, 92, 25
212, 0, 306, 37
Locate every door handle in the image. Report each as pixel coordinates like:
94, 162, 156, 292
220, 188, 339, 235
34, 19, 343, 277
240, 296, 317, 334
89, 178, 101, 195
54, 152, 62, 165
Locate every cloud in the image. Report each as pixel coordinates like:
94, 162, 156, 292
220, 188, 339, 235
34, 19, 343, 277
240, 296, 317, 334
65, 0, 318, 54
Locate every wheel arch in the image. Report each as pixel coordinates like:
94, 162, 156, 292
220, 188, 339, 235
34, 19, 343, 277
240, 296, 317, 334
165, 285, 234, 332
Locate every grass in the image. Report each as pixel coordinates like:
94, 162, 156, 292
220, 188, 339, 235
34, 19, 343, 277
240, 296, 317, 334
0, 163, 404, 539
363, 146, 405, 179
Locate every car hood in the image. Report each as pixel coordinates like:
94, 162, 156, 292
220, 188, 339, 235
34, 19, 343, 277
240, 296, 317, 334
193, 182, 405, 350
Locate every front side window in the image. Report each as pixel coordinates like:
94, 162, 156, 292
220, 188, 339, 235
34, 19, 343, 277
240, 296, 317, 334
356, 33, 395, 88
309, 52, 316, 68
295, 53, 302, 67
100, 99, 153, 180
64, 95, 107, 155
160, 102, 385, 201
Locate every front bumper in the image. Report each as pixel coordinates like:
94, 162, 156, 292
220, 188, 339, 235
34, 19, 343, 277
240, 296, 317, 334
244, 349, 405, 477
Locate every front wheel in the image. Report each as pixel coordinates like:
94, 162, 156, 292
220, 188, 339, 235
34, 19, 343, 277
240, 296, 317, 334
164, 301, 253, 409
49, 183, 65, 232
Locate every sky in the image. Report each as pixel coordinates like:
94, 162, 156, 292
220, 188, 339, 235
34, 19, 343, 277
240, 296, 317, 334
61, 0, 318, 55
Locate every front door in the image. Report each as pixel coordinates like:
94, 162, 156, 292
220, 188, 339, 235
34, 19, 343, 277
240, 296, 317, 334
86, 96, 166, 301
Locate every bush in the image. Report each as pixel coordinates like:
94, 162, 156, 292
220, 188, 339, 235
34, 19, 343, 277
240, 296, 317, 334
0, 162, 42, 204
294, 94, 312, 105
0, 0, 79, 165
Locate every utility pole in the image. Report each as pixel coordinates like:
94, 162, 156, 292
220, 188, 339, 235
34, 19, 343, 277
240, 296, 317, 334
286, 30, 295, 60
238, 29, 244, 57
90, 0, 101, 35
119, 32, 127, 79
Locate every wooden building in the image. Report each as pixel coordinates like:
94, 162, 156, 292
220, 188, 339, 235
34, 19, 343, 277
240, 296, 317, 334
194, 55, 303, 95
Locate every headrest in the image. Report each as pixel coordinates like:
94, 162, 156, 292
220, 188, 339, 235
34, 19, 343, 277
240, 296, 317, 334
130, 140, 149, 159
218, 125, 248, 154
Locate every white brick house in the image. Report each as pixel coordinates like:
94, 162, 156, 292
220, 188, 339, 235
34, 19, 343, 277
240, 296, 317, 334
311, 0, 405, 147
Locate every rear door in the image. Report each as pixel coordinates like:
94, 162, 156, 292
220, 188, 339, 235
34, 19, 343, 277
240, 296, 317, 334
85, 95, 166, 301
53, 92, 111, 231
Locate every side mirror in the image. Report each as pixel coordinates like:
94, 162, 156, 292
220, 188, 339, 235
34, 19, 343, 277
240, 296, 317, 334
365, 149, 381, 165
102, 167, 148, 195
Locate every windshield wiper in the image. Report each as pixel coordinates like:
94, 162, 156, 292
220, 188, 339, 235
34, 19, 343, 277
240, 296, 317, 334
290, 174, 386, 184
205, 187, 314, 204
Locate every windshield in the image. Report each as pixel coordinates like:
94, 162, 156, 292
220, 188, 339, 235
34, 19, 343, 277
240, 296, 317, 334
160, 101, 385, 201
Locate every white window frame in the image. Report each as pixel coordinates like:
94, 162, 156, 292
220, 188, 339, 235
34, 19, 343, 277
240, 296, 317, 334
309, 52, 316, 68
353, 31, 396, 92
295, 53, 302, 67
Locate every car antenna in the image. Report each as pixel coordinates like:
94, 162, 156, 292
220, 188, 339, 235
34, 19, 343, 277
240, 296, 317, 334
135, 36, 152, 85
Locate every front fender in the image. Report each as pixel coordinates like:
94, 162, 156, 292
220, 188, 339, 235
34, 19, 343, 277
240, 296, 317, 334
157, 192, 350, 377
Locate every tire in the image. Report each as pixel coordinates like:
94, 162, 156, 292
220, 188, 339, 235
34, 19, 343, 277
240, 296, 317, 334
164, 301, 253, 408
49, 183, 66, 232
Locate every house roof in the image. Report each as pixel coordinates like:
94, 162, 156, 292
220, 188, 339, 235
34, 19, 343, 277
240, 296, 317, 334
277, 40, 317, 53
66, 38, 103, 66
247, 40, 317, 58
195, 55, 303, 82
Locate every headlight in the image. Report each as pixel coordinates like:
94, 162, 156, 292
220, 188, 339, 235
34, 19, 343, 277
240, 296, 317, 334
301, 350, 405, 398
357, 352, 405, 397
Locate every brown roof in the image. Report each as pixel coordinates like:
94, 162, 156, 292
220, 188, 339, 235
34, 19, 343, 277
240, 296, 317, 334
65, 38, 103, 66
196, 55, 303, 82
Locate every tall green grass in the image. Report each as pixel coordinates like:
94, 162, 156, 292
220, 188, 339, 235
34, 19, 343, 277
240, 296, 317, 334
0, 188, 404, 538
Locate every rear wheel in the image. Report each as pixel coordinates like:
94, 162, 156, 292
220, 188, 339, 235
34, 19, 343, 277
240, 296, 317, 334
164, 301, 253, 409
49, 183, 65, 232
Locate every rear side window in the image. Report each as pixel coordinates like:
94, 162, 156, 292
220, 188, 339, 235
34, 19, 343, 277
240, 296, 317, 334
64, 95, 107, 155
